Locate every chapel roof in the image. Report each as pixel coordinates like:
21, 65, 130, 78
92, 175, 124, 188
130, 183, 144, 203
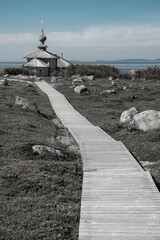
24, 50, 58, 59
57, 58, 71, 68
24, 58, 49, 68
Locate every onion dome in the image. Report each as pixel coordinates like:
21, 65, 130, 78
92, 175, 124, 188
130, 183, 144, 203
39, 34, 47, 43
38, 20, 47, 51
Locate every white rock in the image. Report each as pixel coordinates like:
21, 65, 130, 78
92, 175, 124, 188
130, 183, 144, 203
32, 145, 64, 156
120, 107, 138, 123
133, 110, 160, 131
15, 96, 39, 113
84, 75, 94, 81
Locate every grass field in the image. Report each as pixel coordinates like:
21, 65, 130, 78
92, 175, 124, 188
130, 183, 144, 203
0, 80, 82, 240
56, 76, 160, 190
1, 73, 160, 239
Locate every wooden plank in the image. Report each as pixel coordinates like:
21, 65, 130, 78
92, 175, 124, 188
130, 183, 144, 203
35, 82, 160, 240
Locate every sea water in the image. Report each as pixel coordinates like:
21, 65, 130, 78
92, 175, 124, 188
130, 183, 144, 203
0, 61, 160, 72
0, 62, 24, 70
108, 62, 160, 72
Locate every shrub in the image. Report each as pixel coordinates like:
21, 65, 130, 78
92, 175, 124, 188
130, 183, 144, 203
3, 67, 22, 75
50, 69, 65, 77
135, 66, 160, 80
120, 72, 132, 79
64, 64, 121, 78
22, 68, 35, 76
2, 67, 35, 76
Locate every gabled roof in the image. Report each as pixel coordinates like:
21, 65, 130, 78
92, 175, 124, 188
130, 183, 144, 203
24, 50, 58, 59
24, 58, 49, 68
57, 58, 71, 68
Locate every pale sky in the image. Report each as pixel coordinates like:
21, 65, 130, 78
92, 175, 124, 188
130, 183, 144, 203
0, 0, 160, 61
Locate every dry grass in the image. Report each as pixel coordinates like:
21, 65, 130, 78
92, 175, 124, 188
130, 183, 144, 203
0, 81, 82, 240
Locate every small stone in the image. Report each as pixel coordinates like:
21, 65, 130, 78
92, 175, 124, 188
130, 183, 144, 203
52, 118, 63, 128
100, 89, 116, 95
1, 79, 8, 86
71, 75, 80, 79
83, 75, 94, 81
108, 76, 113, 81
130, 95, 136, 100
72, 78, 84, 87
56, 135, 73, 146
111, 81, 117, 87
68, 145, 79, 153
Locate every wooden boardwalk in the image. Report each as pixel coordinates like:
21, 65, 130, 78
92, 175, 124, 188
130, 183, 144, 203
36, 82, 160, 240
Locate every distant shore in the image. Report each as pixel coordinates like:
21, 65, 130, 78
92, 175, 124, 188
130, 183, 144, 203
0, 60, 160, 72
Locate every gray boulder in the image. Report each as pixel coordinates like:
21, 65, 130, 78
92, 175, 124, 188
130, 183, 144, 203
15, 96, 39, 113
132, 110, 160, 131
74, 85, 90, 94
120, 107, 138, 123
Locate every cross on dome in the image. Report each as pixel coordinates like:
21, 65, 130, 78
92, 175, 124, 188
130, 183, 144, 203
41, 20, 44, 35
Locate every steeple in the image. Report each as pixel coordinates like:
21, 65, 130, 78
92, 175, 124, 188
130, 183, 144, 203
38, 20, 48, 51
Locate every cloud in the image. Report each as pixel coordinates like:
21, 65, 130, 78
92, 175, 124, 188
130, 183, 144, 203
47, 25, 160, 48
0, 24, 160, 48
0, 24, 160, 60
0, 33, 37, 45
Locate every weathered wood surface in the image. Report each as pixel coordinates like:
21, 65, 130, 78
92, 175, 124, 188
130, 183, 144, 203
36, 82, 160, 240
